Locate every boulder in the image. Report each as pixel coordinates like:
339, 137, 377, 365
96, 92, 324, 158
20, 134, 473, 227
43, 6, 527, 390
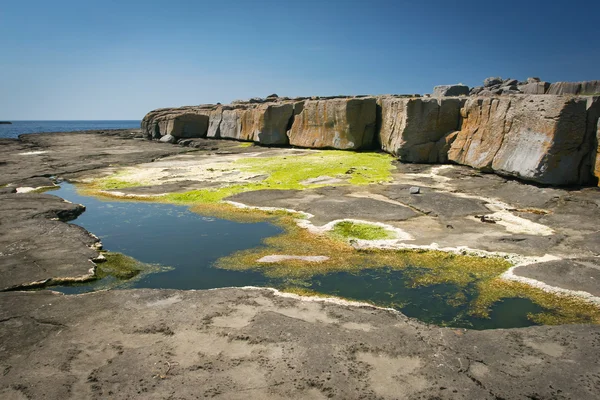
527, 77, 541, 83
141, 106, 214, 139
448, 95, 593, 185
470, 86, 484, 95
287, 98, 377, 150
165, 113, 209, 138
503, 79, 518, 86
432, 84, 470, 97
159, 134, 177, 144
207, 107, 224, 138
519, 82, 550, 94
484, 77, 503, 87
207, 103, 295, 145
378, 97, 464, 162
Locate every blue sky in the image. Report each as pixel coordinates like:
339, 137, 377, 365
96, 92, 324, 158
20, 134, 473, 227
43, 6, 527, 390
1, 0, 599, 120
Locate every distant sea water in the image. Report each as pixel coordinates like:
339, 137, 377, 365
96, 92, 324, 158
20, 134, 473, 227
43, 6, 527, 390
0, 120, 141, 139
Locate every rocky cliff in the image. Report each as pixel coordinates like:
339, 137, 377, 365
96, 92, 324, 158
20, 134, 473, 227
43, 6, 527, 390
141, 79, 600, 187
447, 96, 596, 185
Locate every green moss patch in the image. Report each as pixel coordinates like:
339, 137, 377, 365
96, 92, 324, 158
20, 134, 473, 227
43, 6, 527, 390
95, 252, 145, 280
330, 221, 396, 240
88, 150, 395, 203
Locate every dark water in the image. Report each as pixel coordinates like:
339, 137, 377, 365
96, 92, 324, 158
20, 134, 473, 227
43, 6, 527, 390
50, 183, 545, 329
0, 120, 141, 139
308, 269, 543, 329
52, 183, 280, 294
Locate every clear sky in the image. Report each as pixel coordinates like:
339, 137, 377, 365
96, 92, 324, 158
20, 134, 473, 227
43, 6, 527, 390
1, 0, 599, 120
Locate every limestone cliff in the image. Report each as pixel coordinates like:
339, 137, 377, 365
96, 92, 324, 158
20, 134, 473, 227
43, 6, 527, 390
378, 97, 464, 163
288, 98, 377, 150
448, 95, 594, 185
141, 88, 600, 186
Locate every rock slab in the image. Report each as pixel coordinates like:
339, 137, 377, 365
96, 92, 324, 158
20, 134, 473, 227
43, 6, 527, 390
448, 95, 593, 185
378, 97, 464, 162
288, 98, 377, 150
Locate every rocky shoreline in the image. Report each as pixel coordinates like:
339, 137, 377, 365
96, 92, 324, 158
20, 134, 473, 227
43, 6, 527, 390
142, 77, 600, 187
1, 89, 600, 397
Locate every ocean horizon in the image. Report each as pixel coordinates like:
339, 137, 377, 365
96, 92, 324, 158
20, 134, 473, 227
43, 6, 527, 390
0, 120, 141, 139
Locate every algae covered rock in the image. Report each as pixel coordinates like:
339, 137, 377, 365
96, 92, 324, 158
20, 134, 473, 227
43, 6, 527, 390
288, 98, 377, 150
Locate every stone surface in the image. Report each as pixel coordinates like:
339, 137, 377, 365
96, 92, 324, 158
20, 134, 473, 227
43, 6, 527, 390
547, 81, 582, 95
2, 288, 600, 399
581, 80, 600, 95
595, 119, 600, 185
167, 113, 209, 138
519, 81, 550, 94
0, 193, 98, 290
377, 97, 464, 162
2, 130, 600, 399
250, 103, 295, 145
159, 134, 176, 143
448, 95, 593, 185
547, 80, 600, 96
483, 76, 503, 87
288, 98, 377, 150
432, 84, 470, 97
514, 258, 600, 297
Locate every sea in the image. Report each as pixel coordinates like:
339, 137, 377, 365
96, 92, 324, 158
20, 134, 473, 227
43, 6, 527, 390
0, 120, 141, 139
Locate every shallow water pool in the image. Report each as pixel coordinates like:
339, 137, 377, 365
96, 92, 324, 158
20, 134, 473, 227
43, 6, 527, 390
50, 183, 546, 329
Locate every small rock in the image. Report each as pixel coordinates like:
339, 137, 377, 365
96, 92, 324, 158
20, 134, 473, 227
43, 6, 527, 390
159, 134, 177, 144
484, 77, 503, 87
470, 86, 484, 95
475, 215, 500, 224
178, 139, 193, 147
409, 186, 420, 194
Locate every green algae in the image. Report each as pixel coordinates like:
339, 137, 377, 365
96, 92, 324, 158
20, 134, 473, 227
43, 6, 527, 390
80, 149, 600, 326
89, 150, 395, 203
30, 186, 60, 194
214, 216, 600, 326
471, 279, 600, 325
330, 221, 396, 240
95, 252, 145, 280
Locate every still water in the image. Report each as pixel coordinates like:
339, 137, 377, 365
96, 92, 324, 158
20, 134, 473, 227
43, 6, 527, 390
50, 183, 544, 329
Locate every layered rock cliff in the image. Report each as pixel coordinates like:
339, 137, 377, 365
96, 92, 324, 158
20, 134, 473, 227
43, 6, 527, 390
447, 96, 596, 185
142, 83, 600, 187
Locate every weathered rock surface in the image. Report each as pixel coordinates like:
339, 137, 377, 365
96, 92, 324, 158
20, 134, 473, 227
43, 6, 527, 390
432, 84, 469, 97
288, 97, 377, 149
547, 80, 600, 95
207, 103, 296, 145
518, 81, 550, 94
595, 119, 600, 184
483, 76, 503, 87
0, 193, 98, 290
2, 288, 600, 400
378, 97, 464, 162
448, 95, 594, 185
